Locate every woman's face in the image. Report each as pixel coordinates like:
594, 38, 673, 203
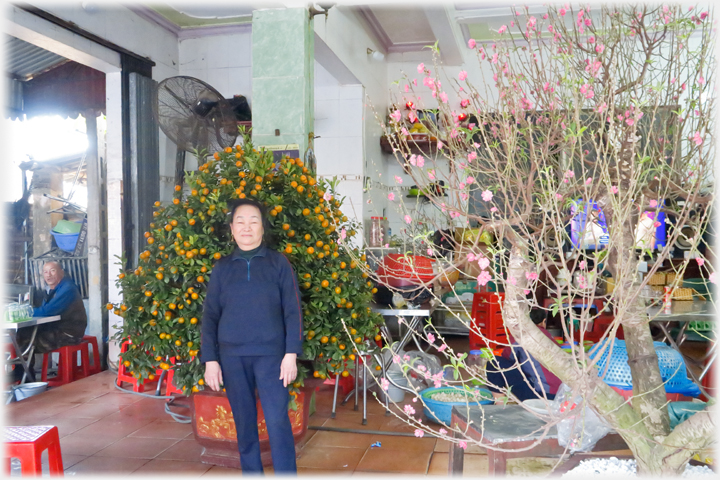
231, 205, 264, 250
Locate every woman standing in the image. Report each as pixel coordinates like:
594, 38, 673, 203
201, 198, 303, 474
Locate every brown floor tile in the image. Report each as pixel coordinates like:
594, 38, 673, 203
367, 434, 436, 453
427, 452, 488, 475
296, 444, 366, 471
157, 438, 205, 462
85, 391, 146, 405
35, 415, 98, 438
309, 413, 331, 427
7, 402, 81, 419
321, 413, 389, 432
60, 454, 88, 470
434, 438, 486, 454
297, 466, 354, 475
55, 401, 125, 419
131, 458, 213, 475
202, 465, 242, 475
70, 414, 155, 439
64, 455, 150, 474
305, 430, 375, 449
59, 431, 120, 456
93, 436, 181, 458
355, 444, 432, 474
128, 418, 194, 439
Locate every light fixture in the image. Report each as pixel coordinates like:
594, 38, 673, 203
458, 113, 468, 122
405, 101, 414, 110
367, 48, 385, 62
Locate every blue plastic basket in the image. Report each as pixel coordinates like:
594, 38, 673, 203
588, 339, 700, 396
51, 231, 79, 252
421, 387, 494, 425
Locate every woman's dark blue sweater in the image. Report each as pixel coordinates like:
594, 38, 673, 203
200, 245, 303, 362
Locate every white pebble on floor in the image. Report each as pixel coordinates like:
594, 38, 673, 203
563, 457, 714, 477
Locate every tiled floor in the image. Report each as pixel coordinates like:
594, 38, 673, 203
7, 337, 710, 476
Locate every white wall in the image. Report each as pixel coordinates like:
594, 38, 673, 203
174, 27, 253, 200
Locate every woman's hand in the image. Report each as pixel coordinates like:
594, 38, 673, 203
204, 361, 223, 392
280, 353, 298, 387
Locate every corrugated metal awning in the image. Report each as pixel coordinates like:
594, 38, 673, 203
4, 35, 69, 81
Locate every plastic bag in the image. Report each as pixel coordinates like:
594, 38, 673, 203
378, 343, 442, 390
552, 383, 613, 452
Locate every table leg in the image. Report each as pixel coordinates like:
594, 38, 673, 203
374, 352, 390, 415
7, 329, 37, 384
331, 372, 340, 418
488, 450, 507, 476
362, 355, 368, 425
354, 356, 359, 410
448, 431, 464, 475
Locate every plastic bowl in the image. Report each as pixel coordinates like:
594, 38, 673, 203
51, 231, 79, 252
421, 386, 494, 425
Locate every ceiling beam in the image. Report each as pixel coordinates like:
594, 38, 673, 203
425, 6, 463, 66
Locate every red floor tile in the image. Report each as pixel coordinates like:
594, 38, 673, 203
129, 419, 194, 439
355, 444, 433, 474
93, 436, 181, 458
64, 455, 151, 474
156, 438, 205, 462
296, 444, 366, 471
131, 458, 214, 475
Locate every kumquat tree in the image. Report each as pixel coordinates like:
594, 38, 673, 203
108, 131, 383, 398
354, 3, 716, 476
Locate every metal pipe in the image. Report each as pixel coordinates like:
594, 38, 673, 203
309, 425, 437, 438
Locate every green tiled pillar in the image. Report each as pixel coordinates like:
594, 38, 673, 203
252, 8, 314, 154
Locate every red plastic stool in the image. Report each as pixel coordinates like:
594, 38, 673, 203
41, 342, 90, 387
116, 340, 146, 393
4, 425, 64, 475
82, 335, 101, 375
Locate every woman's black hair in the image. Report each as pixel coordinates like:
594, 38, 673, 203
226, 198, 277, 247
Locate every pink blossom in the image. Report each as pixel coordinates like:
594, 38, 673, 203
412, 397, 418, 403
459, 71, 468, 81
466, 176, 475, 184
468, 152, 477, 162
490, 207, 498, 213
439, 428, 448, 435
525, 271, 538, 281
437, 344, 447, 352
585, 178, 592, 185
404, 215, 412, 224
459, 182, 466, 190
340, 228, 347, 240
394, 175, 403, 184
324, 192, 333, 201
458, 441, 468, 450
697, 258, 705, 267
498, 25, 507, 34
611, 185, 618, 194
428, 170, 436, 180
579, 260, 586, 269
427, 248, 433, 256
381, 378, 389, 391
416, 156, 425, 168
413, 79, 417, 86
588, 36, 595, 44
401, 127, 409, 136
388, 193, 395, 201
491, 53, 499, 64
426, 333, 435, 343
477, 270, 492, 286
709, 272, 718, 285
507, 276, 517, 286
409, 155, 417, 166
596, 44, 605, 54
417, 63, 425, 74
478, 257, 490, 270
460, 99, 470, 108
654, 221, 661, 228
423, 77, 436, 89
408, 111, 418, 123
693, 132, 703, 146
414, 429, 424, 438
649, 199, 658, 208
468, 39, 476, 49
404, 84, 409, 93
481, 190, 493, 202
564, 170, 575, 179
390, 110, 401, 123
437, 140, 444, 150
559, 8, 567, 16
439, 92, 448, 103
556, 193, 563, 200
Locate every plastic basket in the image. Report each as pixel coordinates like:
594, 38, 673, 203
51, 231, 79, 252
689, 321, 714, 333
421, 386, 494, 425
589, 339, 700, 396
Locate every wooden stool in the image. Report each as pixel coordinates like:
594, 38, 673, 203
41, 342, 90, 387
4, 425, 64, 475
82, 335, 102, 375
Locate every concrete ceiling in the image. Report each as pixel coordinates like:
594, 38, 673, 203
134, 3, 528, 64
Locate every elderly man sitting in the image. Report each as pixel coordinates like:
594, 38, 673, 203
13, 261, 87, 382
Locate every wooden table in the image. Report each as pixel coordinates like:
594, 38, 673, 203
447, 404, 627, 475
3, 316, 61, 384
